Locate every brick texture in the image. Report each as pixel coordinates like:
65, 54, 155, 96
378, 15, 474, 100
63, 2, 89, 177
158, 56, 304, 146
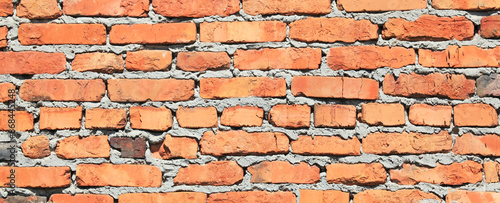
19, 24, 106, 45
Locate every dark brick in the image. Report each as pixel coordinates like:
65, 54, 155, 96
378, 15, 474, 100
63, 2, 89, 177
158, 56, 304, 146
477, 74, 500, 97
0, 142, 14, 161
5, 196, 47, 203
110, 137, 147, 158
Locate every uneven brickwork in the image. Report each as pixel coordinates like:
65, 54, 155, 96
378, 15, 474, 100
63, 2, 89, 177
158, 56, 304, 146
1, 0, 500, 202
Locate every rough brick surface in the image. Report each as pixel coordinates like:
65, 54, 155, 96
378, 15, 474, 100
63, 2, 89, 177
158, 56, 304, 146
480, 15, 500, 38
150, 134, 198, 159
76, 164, 162, 187
72, 53, 124, 73
208, 191, 296, 203
409, 104, 452, 127
453, 134, 500, 156
85, 108, 127, 129
359, 103, 405, 126
0, 52, 66, 75
201, 21, 287, 43
107, 79, 194, 102
248, 161, 320, 184
337, 0, 427, 12
49, 194, 114, 203
0, 26, 6, 48
110, 137, 147, 158
291, 76, 379, 100
176, 106, 218, 128
446, 190, 500, 203
126, 50, 172, 72
39, 107, 82, 130
484, 161, 500, 183
432, 0, 500, 10
200, 77, 286, 99
326, 163, 387, 186
300, 190, 349, 203
289, 18, 378, 43
119, 192, 207, 203
64, 0, 149, 17
477, 74, 500, 97
221, 106, 264, 127
291, 135, 361, 156
269, 104, 311, 128
21, 136, 50, 159
129, 106, 173, 131
0, 111, 34, 131
390, 161, 483, 185
20, 79, 106, 102
0, 0, 13, 16
0, 83, 14, 102
17, 0, 62, 19
0, 167, 71, 188
419, 46, 500, 68
55, 136, 110, 159
243, 0, 330, 15
454, 103, 498, 127
153, 0, 239, 17
110, 23, 197, 45
327, 46, 415, 70
353, 190, 441, 203
19, 24, 106, 45
174, 161, 243, 186
234, 48, 321, 70
363, 131, 453, 155
314, 104, 357, 128
177, 52, 230, 72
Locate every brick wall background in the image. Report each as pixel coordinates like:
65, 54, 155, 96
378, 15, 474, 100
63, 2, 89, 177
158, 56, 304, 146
1, 0, 500, 202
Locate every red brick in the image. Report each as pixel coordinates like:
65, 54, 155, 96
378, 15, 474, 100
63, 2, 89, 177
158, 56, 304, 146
248, 161, 320, 184
453, 134, 500, 156
409, 104, 452, 127
314, 104, 356, 128
269, 104, 310, 128
0, 0, 13, 16
291, 135, 361, 156
49, 194, 113, 203
291, 76, 379, 100
200, 77, 286, 99
19, 24, 106, 45
151, 134, 198, 159
0, 167, 70, 188
327, 46, 415, 70
0, 52, 66, 75
454, 103, 498, 127
0, 111, 34, 132
326, 163, 386, 186
200, 130, 289, 156
359, 103, 405, 126
383, 15, 474, 41
64, 0, 149, 17
110, 137, 147, 158
174, 161, 243, 186
0, 26, 6, 48
419, 46, 500, 68
55, 136, 110, 159
0, 83, 14, 103
17, 0, 62, 19
153, 0, 239, 17
126, 50, 172, 72
390, 161, 483, 185
177, 52, 230, 72
39, 107, 82, 130
208, 191, 296, 203
353, 190, 440, 203
21, 136, 50, 159
243, 0, 330, 15
363, 131, 453, 155
176, 106, 218, 128
221, 106, 263, 127
484, 161, 500, 183
76, 164, 162, 187
299, 190, 349, 203
119, 192, 207, 203
433, 0, 500, 10
234, 48, 321, 70
107, 79, 194, 102
85, 108, 127, 129
480, 16, 500, 39
200, 21, 286, 43
289, 18, 378, 43
130, 106, 173, 131
446, 190, 500, 203
110, 23, 196, 45
20, 79, 105, 102
337, 0, 426, 12
72, 53, 124, 73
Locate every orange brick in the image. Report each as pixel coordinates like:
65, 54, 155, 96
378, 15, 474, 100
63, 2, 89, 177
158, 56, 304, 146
299, 190, 349, 203
354, 190, 440, 203
419, 46, 500, 68
107, 79, 194, 102
151, 134, 198, 159
85, 108, 127, 129
17, 0, 62, 19
0, 167, 70, 188
19, 24, 106, 45
454, 103, 498, 127
0, 52, 66, 75
409, 104, 452, 127
327, 46, 415, 70
76, 164, 162, 187
119, 192, 207, 203
314, 104, 356, 128
390, 161, 483, 185
200, 21, 286, 43
176, 106, 218, 128
110, 23, 196, 45
200, 77, 286, 99
177, 52, 230, 72
20, 79, 105, 102
200, 130, 289, 156
55, 136, 110, 159
480, 16, 500, 39
243, 0, 330, 15
234, 48, 321, 70
326, 163, 387, 186
153, 0, 239, 17
0, 26, 6, 48
49, 194, 114, 203
453, 134, 500, 156
0, 0, 13, 16
248, 161, 320, 184
433, 0, 500, 10
290, 18, 378, 43
359, 103, 405, 126
291, 135, 361, 156
0, 111, 34, 131
208, 191, 296, 203
0, 83, 15, 102
363, 131, 453, 155
221, 106, 263, 127
446, 190, 500, 203
269, 104, 311, 128
126, 50, 172, 72
484, 161, 500, 183
21, 136, 50, 159
174, 161, 243, 186
64, 0, 149, 17
337, 0, 427, 11
39, 107, 82, 130
72, 53, 124, 73
292, 76, 379, 100
130, 106, 173, 131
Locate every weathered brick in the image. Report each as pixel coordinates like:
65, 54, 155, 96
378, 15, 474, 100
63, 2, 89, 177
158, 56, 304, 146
153, 0, 239, 17
234, 48, 321, 70
107, 79, 194, 102
0, 167, 71, 188
359, 103, 405, 126
353, 190, 440, 203
454, 103, 498, 127
110, 23, 196, 45
453, 134, 500, 156
484, 161, 500, 183
177, 52, 230, 72
110, 137, 147, 158
129, 106, 173, 131
200, 21, 286, 43
0, 52, 66, 75
0, 143, 13, 161
20, 79, 105, 102
17, 0, 62, 19
480, 15, 500, 39
221, 106, 263, 127
337, 0, 427, 12
64, 0, 149, 17
0, 111, 34, 131
19, 24, 106, 45
269, 104, 310, 128
0, 0, 13, 16
383, 73, 475, 100
248, 161, 320, 184
174, 161, 243, 186
291, 76, 379, 100
433, 0, 500, 10
55, 136, 110, 159
326, 163, 387, 186
363, 131, 453, 155
327, 46, 415, 70
76, 164, 162, 187
21, 136, 50, 159
85, 108, 127, 130
49, 194, 114, 203
383, 15, 474, 41
39, 107, 82, 130
291, 135, 361, 156
0, 83, 14, 103
446, 190, 500, 203
150, 134, 198, 159
208, 191, 296, 203
0, 26, 7, 48
200, 77, 286, 99
314, 104, 356, 128
72, 53, 124, 73
126, 50, 172, 72
176, 106, 218, 128
243, 0, 330, 15
3, 196, 46, 203
409, 104, 452, 127
419, 46, 500, 68
200, 130, 289, 156
289, 18, 378, 43
477, 74, 500, 97
119, 192, 207, 203
299, 190, 349, 203
390, 161, 483, 185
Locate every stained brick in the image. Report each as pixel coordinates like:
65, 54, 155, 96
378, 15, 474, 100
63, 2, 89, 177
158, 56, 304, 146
20, 79, 106, 102
453, 134, 500, 156
477, 74, 500, 97
110, 137, 147, 158
150, 134, 198, 159
480, 15, 500, 39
